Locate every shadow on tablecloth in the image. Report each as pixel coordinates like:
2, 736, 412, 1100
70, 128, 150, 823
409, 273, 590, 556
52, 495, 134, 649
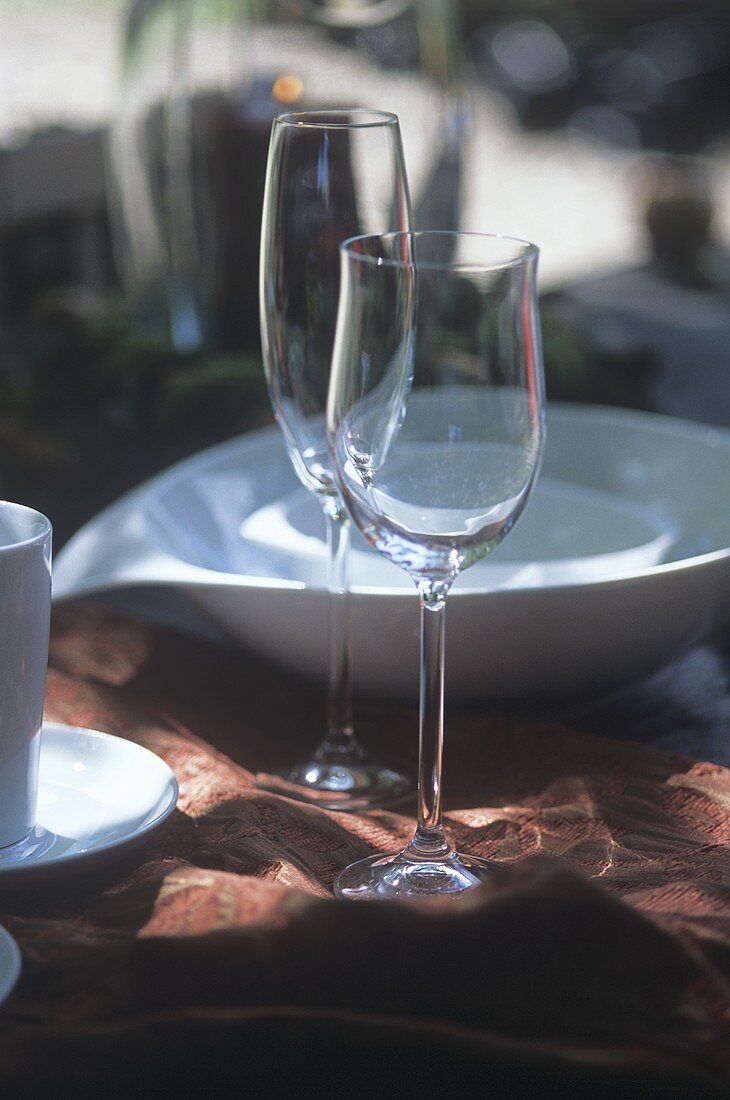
0, 604, 727, 1097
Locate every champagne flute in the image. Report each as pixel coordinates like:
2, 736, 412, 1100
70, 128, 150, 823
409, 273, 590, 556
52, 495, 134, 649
328, 230, 546, 897
259, 109, 413, 809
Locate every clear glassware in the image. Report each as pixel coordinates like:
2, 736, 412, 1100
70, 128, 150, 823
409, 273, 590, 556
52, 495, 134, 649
108, 0, 467, 355
259, 109, 413, 809
328, 230, 546, 896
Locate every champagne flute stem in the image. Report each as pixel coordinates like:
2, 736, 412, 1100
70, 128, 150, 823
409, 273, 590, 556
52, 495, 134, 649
408, 582, 452, 859
320, 498, 356, 756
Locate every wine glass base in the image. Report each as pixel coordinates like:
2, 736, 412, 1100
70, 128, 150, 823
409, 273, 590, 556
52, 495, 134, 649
255, 759, 413, 812
334, 849, 498, 900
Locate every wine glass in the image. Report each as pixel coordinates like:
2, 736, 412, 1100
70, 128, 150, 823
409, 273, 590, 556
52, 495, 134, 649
259, 109, 413, 809
327, 230, 546, 897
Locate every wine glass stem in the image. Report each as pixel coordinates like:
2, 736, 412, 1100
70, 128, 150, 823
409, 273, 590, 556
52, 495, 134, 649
320, 498, 357, 758
407, 582, 452, 859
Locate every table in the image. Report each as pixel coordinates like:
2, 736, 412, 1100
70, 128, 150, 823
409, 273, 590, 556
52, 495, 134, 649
0, 602, 728, 1097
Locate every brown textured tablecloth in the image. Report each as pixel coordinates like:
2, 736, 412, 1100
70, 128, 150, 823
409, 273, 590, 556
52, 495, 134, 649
0, 604, 729, 1097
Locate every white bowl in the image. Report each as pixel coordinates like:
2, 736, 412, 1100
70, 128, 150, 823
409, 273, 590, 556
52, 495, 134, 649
54, 403, 730, 700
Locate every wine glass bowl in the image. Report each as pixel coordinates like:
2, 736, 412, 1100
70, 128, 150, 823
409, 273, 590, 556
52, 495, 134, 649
259, 110, 413, 809
328, 231, 546, 896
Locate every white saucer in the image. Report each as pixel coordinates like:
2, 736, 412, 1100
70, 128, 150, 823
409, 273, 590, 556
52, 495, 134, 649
0, 925, 21, 1005
0, 723, 178, 884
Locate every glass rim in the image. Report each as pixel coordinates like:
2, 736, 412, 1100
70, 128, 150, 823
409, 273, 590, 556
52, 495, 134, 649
273, 108, 399, 130
340, 230, 539, 270
0, 501, 52, 552
294, 0, 415, 29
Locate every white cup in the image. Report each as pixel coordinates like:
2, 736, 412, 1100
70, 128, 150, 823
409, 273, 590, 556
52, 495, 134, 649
0, 503, 51, 849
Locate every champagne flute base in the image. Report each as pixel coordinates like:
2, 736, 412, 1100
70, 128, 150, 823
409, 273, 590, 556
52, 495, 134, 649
255, 758, 413, 812
334, 848, 498, 900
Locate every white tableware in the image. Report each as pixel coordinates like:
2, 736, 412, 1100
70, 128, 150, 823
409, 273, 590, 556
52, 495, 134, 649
0, 723, 178, 884
0, 503, 52, 848
0, 925, 21, 1006
53, 403, 730, 700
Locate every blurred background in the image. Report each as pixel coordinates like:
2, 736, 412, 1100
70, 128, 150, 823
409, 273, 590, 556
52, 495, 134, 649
1, 0, 728, 547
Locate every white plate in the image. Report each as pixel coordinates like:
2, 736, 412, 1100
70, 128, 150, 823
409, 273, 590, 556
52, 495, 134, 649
0, 724, 178, 884
0, 925, 21, 1006
53, 403, 730, 700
